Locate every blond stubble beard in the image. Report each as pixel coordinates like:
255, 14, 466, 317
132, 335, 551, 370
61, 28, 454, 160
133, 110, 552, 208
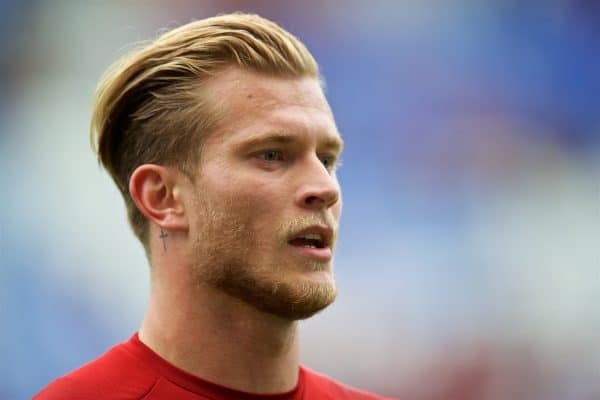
191, 193, 338, 320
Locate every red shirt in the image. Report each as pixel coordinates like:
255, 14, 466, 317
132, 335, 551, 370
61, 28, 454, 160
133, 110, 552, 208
34, 333, 393, 399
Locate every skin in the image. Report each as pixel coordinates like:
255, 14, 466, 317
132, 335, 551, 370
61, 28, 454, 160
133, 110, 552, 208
129, 67, 343, 394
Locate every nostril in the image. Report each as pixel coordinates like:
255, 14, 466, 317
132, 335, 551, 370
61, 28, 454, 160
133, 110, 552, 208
304, 196, 322, 206
297, 184, 339, 209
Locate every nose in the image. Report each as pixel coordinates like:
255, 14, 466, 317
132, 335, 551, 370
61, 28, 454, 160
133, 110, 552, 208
294, 157, 340, 210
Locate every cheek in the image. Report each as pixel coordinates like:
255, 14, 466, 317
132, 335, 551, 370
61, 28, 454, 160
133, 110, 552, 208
236, 181, 289, 234
232, 174, 287, 208
199, 162, 291, 229
208, 179, 285, 233
333, 203, 342, 221
332, 189, 342, 218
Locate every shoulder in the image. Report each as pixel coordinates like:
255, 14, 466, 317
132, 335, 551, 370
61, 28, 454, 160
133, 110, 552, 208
301, 367, 396, 400
33, 338, 159, 400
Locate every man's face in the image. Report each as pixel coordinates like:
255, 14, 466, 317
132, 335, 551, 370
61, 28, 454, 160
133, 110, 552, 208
188, 68, 343, 320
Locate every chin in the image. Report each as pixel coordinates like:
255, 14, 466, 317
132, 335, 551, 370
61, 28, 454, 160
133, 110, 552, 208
264, 279, 338, 320
257, 264, 338, 320
211, 262, 337, 320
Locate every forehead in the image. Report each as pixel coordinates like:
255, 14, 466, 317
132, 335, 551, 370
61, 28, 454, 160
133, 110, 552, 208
203, 67, 341, 146
207, 67, 331, 111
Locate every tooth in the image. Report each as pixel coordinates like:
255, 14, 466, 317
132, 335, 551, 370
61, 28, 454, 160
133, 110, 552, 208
300, 233, 322, 240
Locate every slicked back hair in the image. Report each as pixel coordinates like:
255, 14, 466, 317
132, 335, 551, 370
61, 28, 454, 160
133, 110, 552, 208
90, 13, 319, 250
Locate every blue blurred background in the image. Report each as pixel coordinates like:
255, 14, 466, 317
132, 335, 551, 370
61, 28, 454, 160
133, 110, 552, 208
1, 1, 599, 399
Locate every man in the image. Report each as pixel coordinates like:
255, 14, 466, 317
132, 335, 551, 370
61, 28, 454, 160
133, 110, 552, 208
35, 12, 393, 400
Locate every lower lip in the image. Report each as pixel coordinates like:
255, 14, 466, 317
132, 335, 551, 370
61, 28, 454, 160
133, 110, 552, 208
288, 244, 332, 261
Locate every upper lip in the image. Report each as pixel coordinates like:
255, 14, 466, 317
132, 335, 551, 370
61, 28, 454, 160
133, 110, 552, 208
289, 225, 334, 248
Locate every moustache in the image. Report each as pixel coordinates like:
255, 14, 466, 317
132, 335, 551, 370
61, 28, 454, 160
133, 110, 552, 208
277, 214, 338, 245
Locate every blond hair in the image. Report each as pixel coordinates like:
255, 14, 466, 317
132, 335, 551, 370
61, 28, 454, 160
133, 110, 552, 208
90, 13, 319, 248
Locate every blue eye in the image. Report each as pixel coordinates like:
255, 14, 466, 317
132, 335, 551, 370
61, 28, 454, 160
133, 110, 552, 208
320, 155, 339, 171
260, 150, 282, 161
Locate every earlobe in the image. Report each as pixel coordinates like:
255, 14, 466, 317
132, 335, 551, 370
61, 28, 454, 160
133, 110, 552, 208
129, 164, 189, 232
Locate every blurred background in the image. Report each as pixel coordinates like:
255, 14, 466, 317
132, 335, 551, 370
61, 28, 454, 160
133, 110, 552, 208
1, 1, 599, 399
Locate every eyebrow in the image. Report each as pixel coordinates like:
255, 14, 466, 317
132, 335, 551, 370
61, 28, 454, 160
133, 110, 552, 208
238, 131, 345, 152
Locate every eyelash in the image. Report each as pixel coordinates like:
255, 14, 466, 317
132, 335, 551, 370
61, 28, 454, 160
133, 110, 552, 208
258, 150, 284, 162
256, 150, 340, 172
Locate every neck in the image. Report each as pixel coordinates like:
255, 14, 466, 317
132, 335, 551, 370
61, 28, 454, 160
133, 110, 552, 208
139, 264, 300, 394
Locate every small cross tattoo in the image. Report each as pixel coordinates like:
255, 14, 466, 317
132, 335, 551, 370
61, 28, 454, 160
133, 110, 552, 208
159, 229, 168, 252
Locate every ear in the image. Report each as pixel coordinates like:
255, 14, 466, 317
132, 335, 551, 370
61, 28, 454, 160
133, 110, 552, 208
129, 164, 189, 232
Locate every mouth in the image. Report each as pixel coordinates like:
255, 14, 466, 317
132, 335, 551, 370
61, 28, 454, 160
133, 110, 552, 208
287, 225, 334, 261
288, 235, 326, 249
